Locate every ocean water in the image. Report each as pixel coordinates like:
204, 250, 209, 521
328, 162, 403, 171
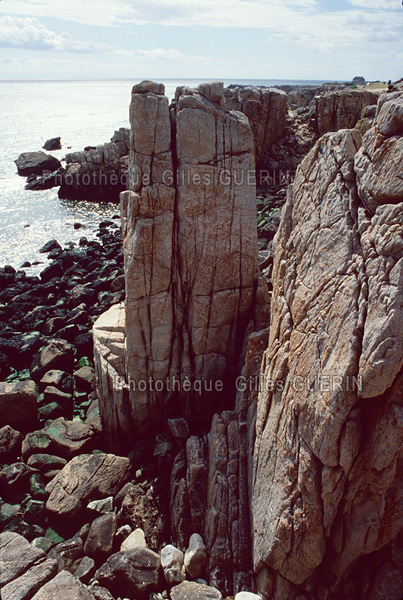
0, 78, 329, 274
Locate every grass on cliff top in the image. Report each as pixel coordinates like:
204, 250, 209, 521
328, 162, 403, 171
366, 81, 388, 89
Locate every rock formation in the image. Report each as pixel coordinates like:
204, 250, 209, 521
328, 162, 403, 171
224, 86, 287, 166
58, 129, 130, 202
315, 88, 379, 136
252, 91, 403, 599
95, 81, 264, 449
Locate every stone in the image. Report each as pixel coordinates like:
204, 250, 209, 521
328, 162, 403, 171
83, 512, 117, 558
49, 537, 84, 572
168, 418, 190, 439
15, 152, 61, 177
0, 381, 38, 432
234, 594, 262, 600
0, 503, 21, 527
160, 544, 185, 584
184, 533, 207, 579
252, 122, 403, 597
224, 86, 287, 165
88, 586, 115, 600
120, 528, 146, 551
0, 532, 47, 587
119, 484, 165, 551
132, 80, 165, 95
38, 402, 64, 421
170, 581, 222, 600
43, 137, 62, 151
75, 556, 96, 583
31, 340, 75, 381
23, 499, 45, 524
315, 88, 379, 136
95, 547, 161, 598
87, 496, 114, 514
32, 537, 54, 553
39, 240, 62, 254
28, 418, 94, 459
0, 425, 23, 461
95, 81, 259, 451
43, 386, 73, 412
45, 454, 131, 517
27, 453, 67, 473
74, 366, 96, 392
30, 570, 96, 600
0, 462, 33, 501
1, 558, 58, 600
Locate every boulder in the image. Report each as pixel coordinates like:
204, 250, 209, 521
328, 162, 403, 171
160, 544, 185, 584
1, 557, 57, 600
120, 528, 146, 551
30, 570, 96, 600
48, 537, 84, 572
0, 381, 38, 432
0, 532, 48, 587
39, 370, 73, 394
170, 581, 222, 600
45, 454, 131, 517
43, 137, 62, 151
31, 339, 75, 381
74, 366, 96, 392
22, 419, 95, 460
83, 512, 117, 558
0, 425, 23, 461
184, 533, 207, 579
95, 547, 161, 598
0, 462, 33, 501
15, 152, 61, 177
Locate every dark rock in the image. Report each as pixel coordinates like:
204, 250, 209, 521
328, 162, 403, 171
0, 462, 33, 501
0, 425, 23, 462
15, 152, 61, 177
30, 339, 75, 381
0, 381, 38, 433
95, 547, 161, 599
25, 168, 64, 191
119, 484, 165, 551
39, 370, 73, 394
83, 512, 117, 559
40, 260, 63, 283
49, 536, 84, 572
43, 386, 73, 414
74, 366, 95, 392
43, 137, 62, 151
38, 402, 64, 421
39, 240, 62, 254
24, 499, 45, 524
75, 556, 96, 583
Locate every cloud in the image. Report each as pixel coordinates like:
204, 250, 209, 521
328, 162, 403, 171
0, 15, 109, 52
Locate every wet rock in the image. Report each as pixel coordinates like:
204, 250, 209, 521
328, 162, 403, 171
43, 137, 62, 151
39, 240, 62, 254
15, 152, 61, 177
45, 454, 131, 517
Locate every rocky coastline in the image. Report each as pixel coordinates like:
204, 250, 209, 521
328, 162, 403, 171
1, 79, 403, 600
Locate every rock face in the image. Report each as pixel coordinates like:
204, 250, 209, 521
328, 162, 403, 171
224, 86, 287, 165
95, 81, 260, 449
252, 92, 403, 599
58, 129, 129, 202
315, 88, 379, 136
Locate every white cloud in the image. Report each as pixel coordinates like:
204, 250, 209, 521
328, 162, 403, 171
346, 0, 397, 8
0, 16, 108, 52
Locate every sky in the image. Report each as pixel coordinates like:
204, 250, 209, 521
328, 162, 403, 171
0, 0, 401, 82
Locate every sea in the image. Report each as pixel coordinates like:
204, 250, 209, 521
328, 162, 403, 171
0, 78, 331, 275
